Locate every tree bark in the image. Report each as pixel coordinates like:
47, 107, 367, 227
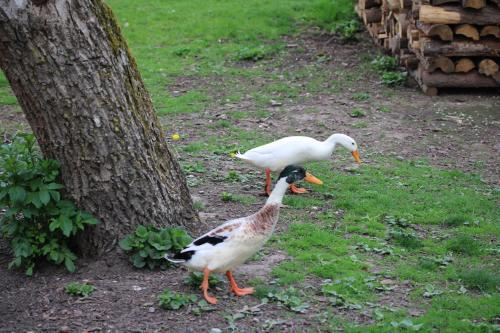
418, 37, 500, 57
0, 0, 200, 256
419, 5, 500, 25
419, 67, 500, 87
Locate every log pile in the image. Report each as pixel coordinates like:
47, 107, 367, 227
355, 0, 500, 95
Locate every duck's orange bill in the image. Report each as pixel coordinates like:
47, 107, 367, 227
304, 172, 323, 185
351, 150, 361, 164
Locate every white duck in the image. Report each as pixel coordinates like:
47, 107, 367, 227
236, 133, 361, 195
166, 165, 322, 304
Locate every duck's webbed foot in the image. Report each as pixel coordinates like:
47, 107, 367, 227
289, 183, 308, 194
226, 271, 254, 296
200, 267, 218, 304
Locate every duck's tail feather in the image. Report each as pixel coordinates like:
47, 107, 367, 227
165, 250, 195, 263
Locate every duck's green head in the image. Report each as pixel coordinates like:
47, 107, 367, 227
278, 165, 323, 185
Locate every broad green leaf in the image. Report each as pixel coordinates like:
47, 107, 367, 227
132, 253, 146, 268
119, 237, 133, 251
22, 207, 33, 219
49, 218, 60, 232
9, 186, 26, 203
47, 182, 64, 190
64, 257, 76, 273
84, 217, 99, 225
41, 244, 51, 255
8, 256, 22, 269
13, 240, 31, 257
135, 225, 148, 238
49, 190, 60, 202
61, 216, 73, 237
4, 207, 18, 218
50, 250, 63, 264
0, 189, 8, 201
31, 194, 42, 208
39, 190, 50, 205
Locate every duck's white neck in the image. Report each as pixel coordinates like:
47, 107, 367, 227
324, 133, 352, 154
266, 178, 289, 205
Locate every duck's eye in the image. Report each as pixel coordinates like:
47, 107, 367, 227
352, 142, 355, 145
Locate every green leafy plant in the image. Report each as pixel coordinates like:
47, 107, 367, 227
65, 282, 95, 297
221, 191, 235, 202
119, 225, 191, 269
352, 92, 370, 101
0, 134, 99, 275
383, 215, 410, 228
422, 284, 443, 298
334, 19, 360, 41
390, 319, 423, 331
389, 228, 422, 249
370, 55, 406, 86
371, 55, 398, 73
234, 44, 279, 61
265, 287, 309, 313
382, 71, 407, 86
225, 170, 245, 182
157, 289, 197, 310
182, 163, 205, 174
350, 107, 366, 118
191, 299, 216, 315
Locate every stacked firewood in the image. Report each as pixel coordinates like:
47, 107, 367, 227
356, 0, 500, 95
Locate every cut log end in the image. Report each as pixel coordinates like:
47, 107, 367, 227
423, 85, 439, 96
428, 56, 455, 73
418, 23, 454, 41
455, 58, 475, 73
478, 59, 499, 76
480, 26, 500, 39
454, 24, 480, 41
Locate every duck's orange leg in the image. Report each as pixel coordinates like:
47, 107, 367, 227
264, 168, 272, 196
200, 267, 218, 304
226, 271, 254, 296
289, 183, 308, 194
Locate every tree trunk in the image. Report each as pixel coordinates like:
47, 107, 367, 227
0, 0, 200, 256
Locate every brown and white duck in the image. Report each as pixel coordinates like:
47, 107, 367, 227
166, 165, 322, 304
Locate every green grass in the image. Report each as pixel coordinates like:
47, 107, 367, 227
458, 269, 499, 292
272, 157, 498, 331
1, 0, 357, 119
105, 0, 355, 115
0, 75, 18, 105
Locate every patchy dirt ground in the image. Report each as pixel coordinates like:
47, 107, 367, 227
0, 31, 499, 333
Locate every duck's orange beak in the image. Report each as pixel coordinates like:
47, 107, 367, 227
351, 150, 361, 164
304, 172, 323, 185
